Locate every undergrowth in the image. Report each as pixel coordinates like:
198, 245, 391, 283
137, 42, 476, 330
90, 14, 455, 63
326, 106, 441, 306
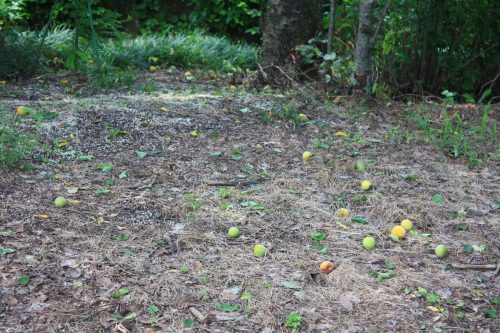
104, 33, 258, 73
0, 26, 258, 88
400, 104, 498, 166
0, 118, 38, 169
0, 27, 72, 78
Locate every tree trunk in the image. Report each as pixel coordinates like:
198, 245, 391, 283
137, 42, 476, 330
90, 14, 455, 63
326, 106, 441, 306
354, 0, 375, 94
261, 0, 322, 67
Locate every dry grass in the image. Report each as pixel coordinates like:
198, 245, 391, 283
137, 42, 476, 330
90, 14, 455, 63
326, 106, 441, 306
0, 72, 499, 332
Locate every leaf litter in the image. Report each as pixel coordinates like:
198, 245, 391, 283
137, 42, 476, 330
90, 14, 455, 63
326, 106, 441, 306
0, 72, 498, 332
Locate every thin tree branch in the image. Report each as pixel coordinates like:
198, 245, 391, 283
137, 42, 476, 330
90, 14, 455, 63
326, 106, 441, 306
370, 0, 392, 46
327, 0, 336, 54
478, 71, 500, 101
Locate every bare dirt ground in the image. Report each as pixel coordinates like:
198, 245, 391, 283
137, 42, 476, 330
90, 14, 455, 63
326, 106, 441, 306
1, 72, 499, 333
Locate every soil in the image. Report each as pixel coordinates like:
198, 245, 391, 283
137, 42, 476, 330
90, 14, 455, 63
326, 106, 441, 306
0, 72, 499, 333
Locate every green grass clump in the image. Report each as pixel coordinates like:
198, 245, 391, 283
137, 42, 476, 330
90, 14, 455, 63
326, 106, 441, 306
103, 32, 258, 72
0, 123, 38, 169
405, 104, 498, 166
0, 27, 258, 87
0, 27, 73, 78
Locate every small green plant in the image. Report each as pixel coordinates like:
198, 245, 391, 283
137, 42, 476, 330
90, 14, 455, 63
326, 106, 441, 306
0, 121, 37, 169
231, 147, 244, 160
218, 188, 232, 199
441, 90, 457, 104
183, 193, 206, 212
148, 305, 159, 327
284, 311, 302, 329
313, 138, 329, 150
106, 128, 128, 139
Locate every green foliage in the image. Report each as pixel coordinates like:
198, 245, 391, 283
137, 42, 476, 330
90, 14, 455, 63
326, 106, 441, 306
294, 0, 499, 98
104, 32, 257, 73
187, 0, 262, 36
405, 104, 498, 166
0, 117, 38, 169
0, 0, 26, 29
127, 0, 262, 38
377, 0, 499, 98
284, 311, 302, 329
26, 0, 262, 39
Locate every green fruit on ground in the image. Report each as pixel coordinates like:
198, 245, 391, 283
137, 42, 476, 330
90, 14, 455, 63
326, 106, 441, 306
363, 236, 376, 250
435, 245, 449, 258
356, 161, 366, 171
253, 244, 266, 257
401, 219, 413, 231
54, 196, 68, 208
227, 227, 240, 238
302, 151, 313, 162
148, 66, 157, 73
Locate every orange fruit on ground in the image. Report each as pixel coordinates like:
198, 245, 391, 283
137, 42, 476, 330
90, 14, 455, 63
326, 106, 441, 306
319, 261, 334, 274
391, 225, 406, 238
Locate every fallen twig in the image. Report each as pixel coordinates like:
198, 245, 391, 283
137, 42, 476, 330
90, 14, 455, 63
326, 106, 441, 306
205, 180, 259, 187
451, 263, 497, 270
189, 307, 206, 323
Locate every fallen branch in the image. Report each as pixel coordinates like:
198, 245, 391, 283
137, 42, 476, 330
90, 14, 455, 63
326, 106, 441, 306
205, 180, 259, 187
451, 263, 497, 270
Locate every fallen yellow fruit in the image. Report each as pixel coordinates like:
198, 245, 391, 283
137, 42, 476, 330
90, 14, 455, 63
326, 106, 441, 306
302, 151, 313, 162
190, 130, 199, 138
400, 219, 413, 231
148, 66, 157, 73
337, 208, 350, 218
228, 85, 237, 91
297, 113, 308, 122
391, 225, 406, 239
184, 71, 193, 78
16, 106, 28, 117
361, 180, 372, 190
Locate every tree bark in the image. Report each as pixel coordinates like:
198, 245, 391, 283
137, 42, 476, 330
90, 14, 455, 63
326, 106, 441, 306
354, 0, 375, 94
261, 0, 322, 67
